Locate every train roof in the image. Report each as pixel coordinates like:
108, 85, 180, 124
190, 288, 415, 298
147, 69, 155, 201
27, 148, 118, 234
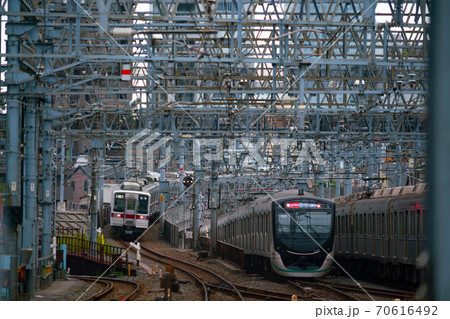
333, 183, 427, 205
219, 189, 334, 223
120, 181, 142, 191
113, 189, 150, 196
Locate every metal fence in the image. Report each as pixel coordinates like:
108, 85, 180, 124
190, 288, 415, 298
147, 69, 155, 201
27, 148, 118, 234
55, 227, 125, 275
56, 236, 124, 266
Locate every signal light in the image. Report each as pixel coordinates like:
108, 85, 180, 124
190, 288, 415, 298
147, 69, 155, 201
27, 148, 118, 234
182, 176, 194, 188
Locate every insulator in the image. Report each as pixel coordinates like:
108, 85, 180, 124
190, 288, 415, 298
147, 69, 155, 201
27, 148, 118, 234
110, 27, 135, 37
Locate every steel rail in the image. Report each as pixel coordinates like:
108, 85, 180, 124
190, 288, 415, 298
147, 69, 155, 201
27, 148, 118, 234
69, 275, 139, 301
137, 242, 244, 301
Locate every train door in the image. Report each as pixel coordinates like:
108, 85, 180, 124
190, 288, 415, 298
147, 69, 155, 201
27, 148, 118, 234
125, 195, 137, 227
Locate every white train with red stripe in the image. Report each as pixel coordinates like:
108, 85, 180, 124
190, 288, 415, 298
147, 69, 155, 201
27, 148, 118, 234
110, 182, 160, 238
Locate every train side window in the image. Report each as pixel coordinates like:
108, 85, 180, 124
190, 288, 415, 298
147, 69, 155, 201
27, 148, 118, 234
369, 214, 375, 236
374, 214, 381, 237
422, 210, 427, 237
410, 210, 416, 236
344, 216, 348, 234
359, 214, 363, 235
258, 215, 261, 233
372, 213, 376, 236
233, 221, 236, 241
404, 211, 409, 237
393, 212, 397, 236
264, 214, 267, 233
337, 216, 340, 234
365, 215, 369, 235
398, 212, 403, 237
336, 216, 340, 234
417, 210, 422, 236
363, 214, 366, 235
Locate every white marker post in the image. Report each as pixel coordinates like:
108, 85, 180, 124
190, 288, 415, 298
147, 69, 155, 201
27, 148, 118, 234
130, 242, 141, 266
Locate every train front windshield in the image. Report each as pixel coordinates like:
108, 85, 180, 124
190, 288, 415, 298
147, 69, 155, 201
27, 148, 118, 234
274, 204, 333, 252
137, 195, 149, 214
114, 194, 125, 212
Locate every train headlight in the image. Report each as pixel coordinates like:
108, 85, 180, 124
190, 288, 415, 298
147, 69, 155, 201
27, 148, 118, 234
116, 214, 122, 218
139, 216, 144, 219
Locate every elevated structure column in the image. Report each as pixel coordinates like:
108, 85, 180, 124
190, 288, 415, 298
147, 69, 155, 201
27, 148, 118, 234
3, 0, 22, 300
40, 104, 53, 258
22, 102, 38, 298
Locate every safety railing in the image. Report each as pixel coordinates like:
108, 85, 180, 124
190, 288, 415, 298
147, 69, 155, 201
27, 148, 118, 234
56, 236, 124, 266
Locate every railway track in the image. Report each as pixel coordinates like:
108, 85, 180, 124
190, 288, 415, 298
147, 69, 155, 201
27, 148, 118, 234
120, 240, 244, 301
209, 282, 303, 301
288, 280, 362, 301
318, 281, 417, 300
69, 275, 139, 301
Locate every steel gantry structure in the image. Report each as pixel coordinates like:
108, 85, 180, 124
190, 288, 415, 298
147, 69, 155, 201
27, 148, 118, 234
0, 0, 429, 299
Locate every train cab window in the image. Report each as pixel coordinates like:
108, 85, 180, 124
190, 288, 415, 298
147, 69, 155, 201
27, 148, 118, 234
137, 195, 149, 214
114, 194, 125, 212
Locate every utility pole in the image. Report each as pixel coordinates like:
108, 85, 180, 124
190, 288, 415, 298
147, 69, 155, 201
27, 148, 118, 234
90, 150, 99, 242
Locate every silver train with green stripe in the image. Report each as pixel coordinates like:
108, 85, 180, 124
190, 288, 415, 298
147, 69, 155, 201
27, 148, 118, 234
217, 189, 336, 278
